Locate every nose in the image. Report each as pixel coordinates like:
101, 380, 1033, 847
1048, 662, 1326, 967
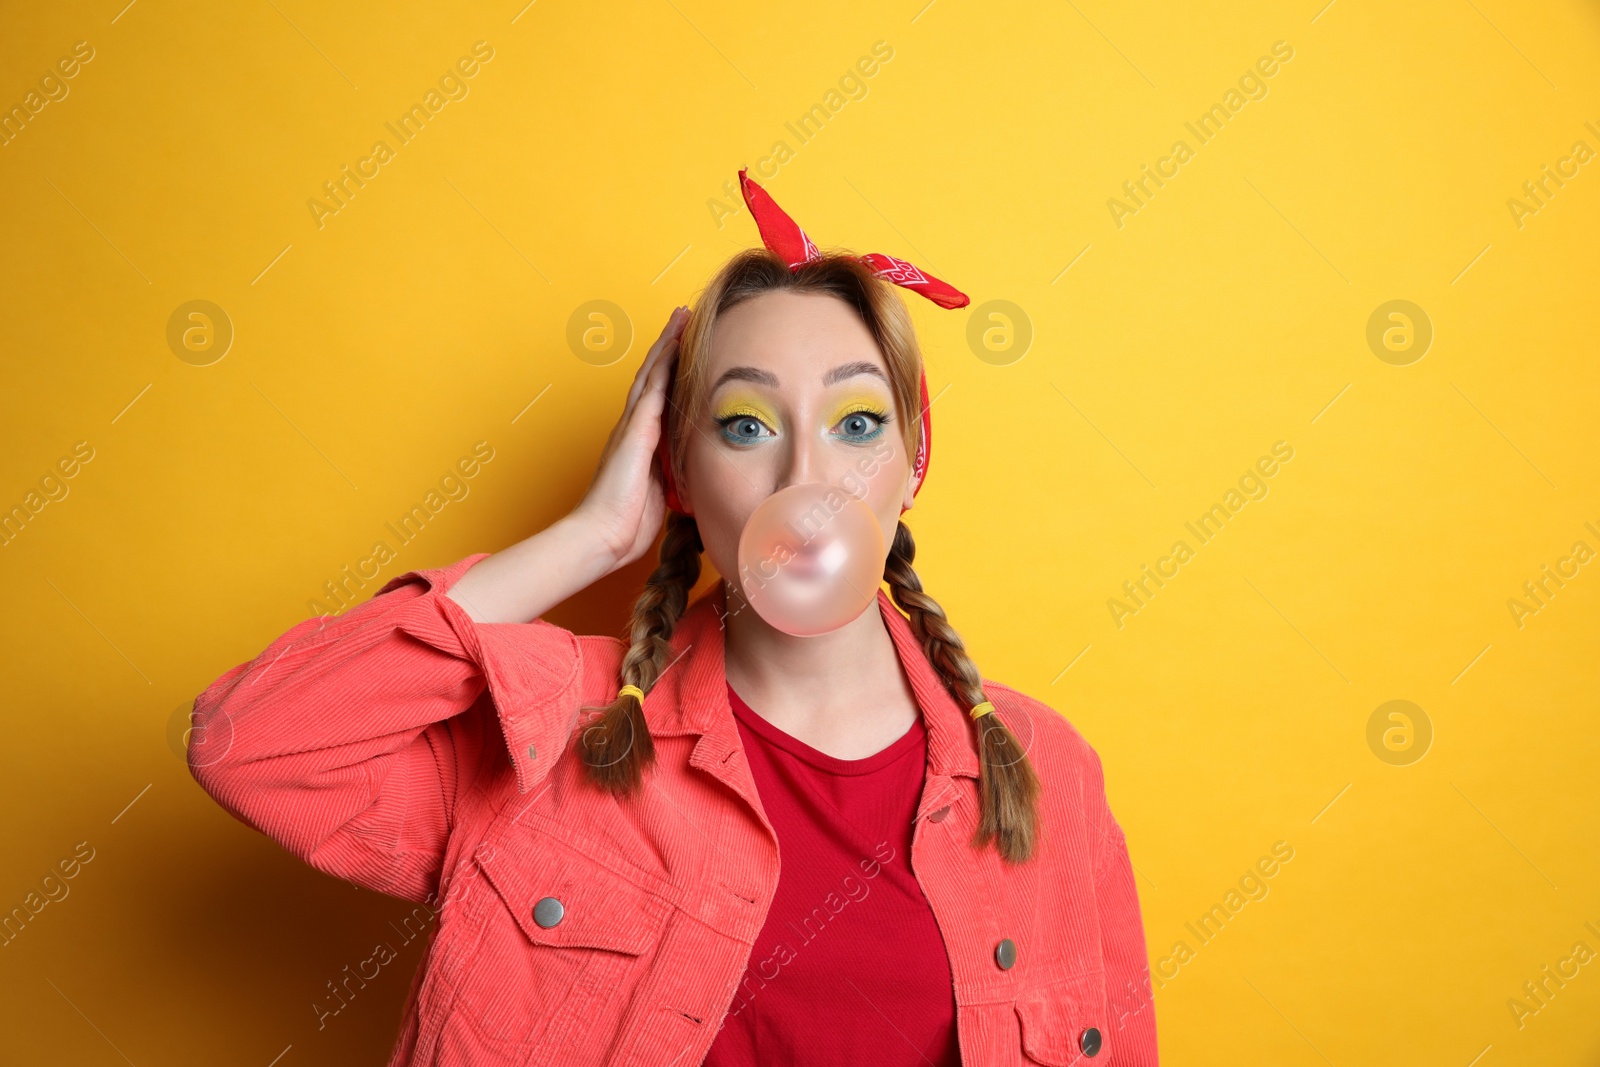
776, 430, 820, 493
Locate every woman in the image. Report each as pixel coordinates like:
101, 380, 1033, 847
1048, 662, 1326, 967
190, 171, 1158, 1066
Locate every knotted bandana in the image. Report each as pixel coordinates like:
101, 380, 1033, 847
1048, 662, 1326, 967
659, 167, 969, 515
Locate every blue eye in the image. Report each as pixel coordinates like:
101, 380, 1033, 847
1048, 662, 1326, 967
717, 408, 891, 445
719, 416, 772, 445
834, 409, 889, 442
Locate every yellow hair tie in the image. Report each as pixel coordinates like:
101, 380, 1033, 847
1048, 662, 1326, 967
618, 684, 645, 704
970, 700, 995, 720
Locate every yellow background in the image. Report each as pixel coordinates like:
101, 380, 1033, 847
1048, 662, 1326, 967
2, 0, 1597, 1062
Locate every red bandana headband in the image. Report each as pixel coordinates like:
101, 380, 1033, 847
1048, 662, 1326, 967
658, 168, 969, 515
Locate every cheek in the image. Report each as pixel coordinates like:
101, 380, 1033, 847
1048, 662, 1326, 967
876, 496, 902, 541
683, 445, 759, 578
857, 435, 908, 502
844, 443, 910, 541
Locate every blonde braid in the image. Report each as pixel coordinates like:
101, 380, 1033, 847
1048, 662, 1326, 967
884, 521, 1040, 864
578, 512, 703, 795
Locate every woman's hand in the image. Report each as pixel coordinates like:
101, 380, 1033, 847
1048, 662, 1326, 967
446, 306, 689, 625
569, 305, 689, 570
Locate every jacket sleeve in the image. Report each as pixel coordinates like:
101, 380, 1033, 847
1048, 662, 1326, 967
188, 552, 587, 905
1090, 755, 1160, 1064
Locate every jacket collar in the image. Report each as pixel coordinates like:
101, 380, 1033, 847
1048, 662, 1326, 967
642, 581, 981, 781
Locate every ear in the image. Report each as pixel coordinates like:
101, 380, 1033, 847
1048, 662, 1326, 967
900, 469, 917, 513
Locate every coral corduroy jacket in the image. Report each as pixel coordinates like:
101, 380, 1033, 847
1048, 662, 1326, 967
189, 552, 1159, 1065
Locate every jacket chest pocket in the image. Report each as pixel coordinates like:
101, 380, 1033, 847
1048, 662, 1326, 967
1014, 969, 1108, 1066
437, 835, 672, 1057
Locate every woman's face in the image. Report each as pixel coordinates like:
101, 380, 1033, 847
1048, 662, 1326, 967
679, 289, 917, 594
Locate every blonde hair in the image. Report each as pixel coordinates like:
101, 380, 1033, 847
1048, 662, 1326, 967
577, 248, 1041, 864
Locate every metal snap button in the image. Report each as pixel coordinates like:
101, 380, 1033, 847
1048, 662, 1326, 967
533, 896, 564, 928
526, 743, 537, 761
995, 937, 1017, 969
1080, 1026, 1102, 1057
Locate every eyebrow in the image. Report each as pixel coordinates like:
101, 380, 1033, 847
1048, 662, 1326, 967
710, 361, 888, 392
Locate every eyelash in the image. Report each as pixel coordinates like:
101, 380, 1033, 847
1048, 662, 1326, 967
716, 406, 893, 445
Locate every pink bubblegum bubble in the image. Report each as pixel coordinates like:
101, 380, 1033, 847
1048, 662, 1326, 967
736, 482, 887, 637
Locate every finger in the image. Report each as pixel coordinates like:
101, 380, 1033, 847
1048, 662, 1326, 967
625, 354, 680, 467
609, 332, 678, 467
632, 307, 686, 408
619, 335, 681, 441
604, 309, 685, 480
608, 327, 667, 450
637, 328, 680, 419
624, 307, 687, 416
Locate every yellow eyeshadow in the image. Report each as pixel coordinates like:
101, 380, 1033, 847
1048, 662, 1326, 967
712, 393, 777, 425
711, 392, 891, 428
826, 394, 891, 426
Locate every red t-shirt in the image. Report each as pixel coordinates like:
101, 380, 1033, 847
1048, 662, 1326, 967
703, 682, 961, 1066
